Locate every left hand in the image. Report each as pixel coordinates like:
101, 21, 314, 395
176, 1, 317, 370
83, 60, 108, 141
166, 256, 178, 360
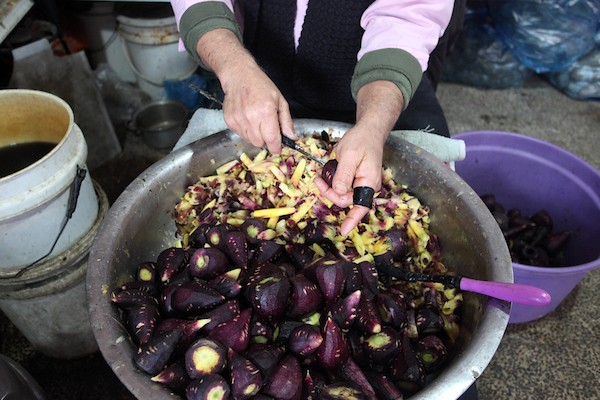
315, 80, 404, 236
314, 124, 386, 236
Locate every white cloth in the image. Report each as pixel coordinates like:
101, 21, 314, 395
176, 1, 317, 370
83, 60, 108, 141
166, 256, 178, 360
173, 108, 465, 164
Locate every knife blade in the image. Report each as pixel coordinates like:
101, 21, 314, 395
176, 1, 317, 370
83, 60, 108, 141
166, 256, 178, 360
281, 134, 325, 166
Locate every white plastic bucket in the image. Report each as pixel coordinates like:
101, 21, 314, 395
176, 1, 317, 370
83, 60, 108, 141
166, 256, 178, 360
0, 182, 108, 359
0, 89, 99, 275
117, 13, 196, 100
74, 2, 136, 83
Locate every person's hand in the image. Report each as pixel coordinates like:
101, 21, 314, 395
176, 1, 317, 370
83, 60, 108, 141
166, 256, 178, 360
315, 80, 404, 236
196, 29, 296, 155
315, 125, 386, 236
221, 67, 296, 155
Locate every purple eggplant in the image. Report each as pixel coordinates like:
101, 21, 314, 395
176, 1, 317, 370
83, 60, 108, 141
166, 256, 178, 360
244, 343, 285, 378
250, 274, 290, 322
358, 261, 379, 295
157, 247, 190, 283
262, 354, 303, 400
330, 290, 361, 330
151, 359, 189, 390
209, 308, 252, 353
228, 348, 264, 399
415, 290, 443, 336
209, 269, 242, 298
189, 247, 230, 280
125, 301, 159, 346
317, 317, 349, 370
186, 374, 231, 400
342, 262, 363, 295
315, 259, 347, 309
404, 309, 419, 339
275, 320, 305, 344
543, 230, 572, 256
381, 228, 409, 261
249, 315, 275, 344
134, 328, 182, 375
286, 274, 323, 319
286, 243, 316, 270
253, 240, 285, 265
206, 224, 229, 251
363, 326, 401, 367
415, 334, 448, 373
154, 317, 211, 356
199, 299, 240, 331
363, 371, 403, 400
185, 337, 228, 379
319, 382, 368, 400
224, 230, 250, 268
346, 329, 369, 368
112, 288, 156, 309
321, 159, 338, 187
389, 334, 425, 395
188, 223, 211, 248
171, 280, 225, 314
277, 262, 297, 278
303, 222, 337, 245
376, 292, 407, 330
337, 357, 377, 400
288, 324, 323, 357
136, 261, 157, 283
354, 293, 382, 335
240, 218, 268, 244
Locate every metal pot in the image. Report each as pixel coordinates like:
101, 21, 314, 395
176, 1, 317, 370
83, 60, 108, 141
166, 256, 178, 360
87, 119, 512, 400
130, 100, 189, 149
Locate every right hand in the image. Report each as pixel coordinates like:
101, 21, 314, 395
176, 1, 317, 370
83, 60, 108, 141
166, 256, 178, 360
196, 29, 296, 155
221, 66, 296, 155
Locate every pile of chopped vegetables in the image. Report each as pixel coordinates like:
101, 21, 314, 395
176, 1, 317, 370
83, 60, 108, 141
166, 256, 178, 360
113, 132, 463, 400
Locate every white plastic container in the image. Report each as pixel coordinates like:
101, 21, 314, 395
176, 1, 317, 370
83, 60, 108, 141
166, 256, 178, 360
0, 182, 108, 359
117, 12, 197, 100
0, 89, 99, 275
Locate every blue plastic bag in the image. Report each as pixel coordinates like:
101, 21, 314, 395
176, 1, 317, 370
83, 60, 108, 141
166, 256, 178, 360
545, 44, 600, 100
490, 0, 600, 73
442, 6, 532, 88
164, 73, 212, 111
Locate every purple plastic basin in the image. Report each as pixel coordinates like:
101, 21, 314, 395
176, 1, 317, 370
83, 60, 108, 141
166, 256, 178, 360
453, 131, 600, 323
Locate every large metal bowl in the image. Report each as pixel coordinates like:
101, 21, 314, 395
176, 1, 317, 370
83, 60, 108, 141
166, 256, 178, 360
87, 119, 511, 400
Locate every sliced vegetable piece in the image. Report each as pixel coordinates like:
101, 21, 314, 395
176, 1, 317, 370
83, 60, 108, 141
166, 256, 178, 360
134, 328, 182, 375
186, 374, 231, 400
185, 337, 228, 379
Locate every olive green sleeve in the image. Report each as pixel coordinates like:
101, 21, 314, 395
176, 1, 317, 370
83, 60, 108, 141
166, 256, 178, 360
351, 48, 423, 110
179, 1, 243, 70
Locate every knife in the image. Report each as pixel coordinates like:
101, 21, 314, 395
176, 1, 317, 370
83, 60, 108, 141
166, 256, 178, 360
281, 134, 325, 166
376, 263, 551, 306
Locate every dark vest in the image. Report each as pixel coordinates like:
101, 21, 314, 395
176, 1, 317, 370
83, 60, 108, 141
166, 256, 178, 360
241, 0, 374, 116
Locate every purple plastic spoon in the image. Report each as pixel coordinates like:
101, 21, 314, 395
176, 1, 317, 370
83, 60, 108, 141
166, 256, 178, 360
376, 263, 551, 306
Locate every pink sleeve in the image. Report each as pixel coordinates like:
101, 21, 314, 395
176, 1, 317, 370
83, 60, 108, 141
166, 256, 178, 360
358, 0, 454, 71
170, 0, 236, 51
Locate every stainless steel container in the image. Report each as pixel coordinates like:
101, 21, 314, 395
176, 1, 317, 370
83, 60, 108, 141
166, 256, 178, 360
87, 119, 511, 400
131, 99, 189, 149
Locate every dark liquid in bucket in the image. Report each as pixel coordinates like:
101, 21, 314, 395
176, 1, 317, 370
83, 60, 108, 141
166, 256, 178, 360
0, 141, 56, 178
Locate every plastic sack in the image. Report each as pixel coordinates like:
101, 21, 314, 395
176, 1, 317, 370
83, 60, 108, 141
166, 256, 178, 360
164, 73, 212, 112
490, 0, 600, 73
442, 7, 532, 89
94, 63, 151, 128
545, 45, 600, 100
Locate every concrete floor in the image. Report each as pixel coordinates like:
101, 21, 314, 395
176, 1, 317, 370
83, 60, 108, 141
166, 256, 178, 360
1, 76, 599, 399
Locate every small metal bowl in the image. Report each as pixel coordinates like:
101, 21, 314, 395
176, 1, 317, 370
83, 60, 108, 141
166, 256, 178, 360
131, 100, 189, 149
